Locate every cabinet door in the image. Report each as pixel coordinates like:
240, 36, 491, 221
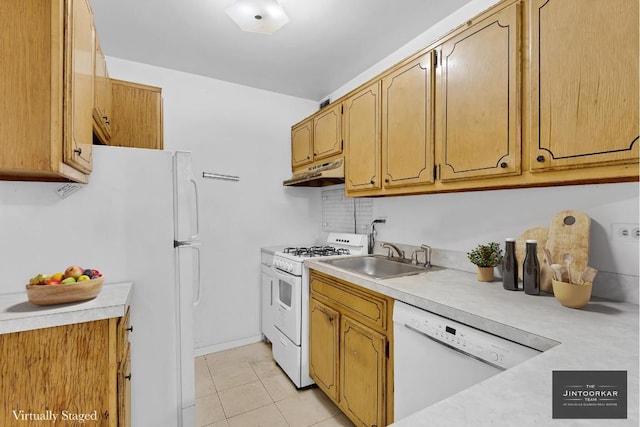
291, 119, 313, 168
340, 316, 386, 427
93, 36, 112, 144
64, 0, 95, 173
118, 345, 132, 427
111, 79, 164, 150
530, 0, 639, 170
382, 52, 435, 188
313, 103, 343, 160
309, 297, 340, 402
436, 3, 521, 182
344, 82, 382, 193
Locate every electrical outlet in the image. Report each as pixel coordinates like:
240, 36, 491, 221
612, 223, 640, 241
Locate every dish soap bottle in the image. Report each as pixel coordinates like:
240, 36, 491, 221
502, 238, 519, 291
523, 239, 540, 295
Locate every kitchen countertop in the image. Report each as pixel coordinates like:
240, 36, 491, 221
0, 282, 132, 334
306, 259, 639, 426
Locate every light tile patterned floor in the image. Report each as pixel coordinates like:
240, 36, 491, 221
195, 341, 354, 427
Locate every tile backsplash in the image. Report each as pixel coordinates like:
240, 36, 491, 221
321, 187, 372, 234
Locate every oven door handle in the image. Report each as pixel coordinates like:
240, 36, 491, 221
272, 266, 298, 284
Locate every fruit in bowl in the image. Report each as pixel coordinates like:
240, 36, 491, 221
26, 265, 105, 305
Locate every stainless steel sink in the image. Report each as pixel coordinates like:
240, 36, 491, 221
321, 255, 429, 279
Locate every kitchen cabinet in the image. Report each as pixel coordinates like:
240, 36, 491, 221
344, 51, 435, 196
93, 35, 112, 145
435, 2, 521, 182
381, 51, 436, 189
529, 0, 639, 172
0, 0, 95, 183
110, 79, 164, 150
290, 103, 343, 171
291, 119, 314, 168
260, 249, 278, 343
0, 309, 132, 426
343, 82, 382, 192
309, 270, 393, 427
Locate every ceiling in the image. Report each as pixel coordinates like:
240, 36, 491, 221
89, 0, 472, 101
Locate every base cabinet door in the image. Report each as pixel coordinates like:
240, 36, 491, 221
340, 316, 386, 427
309, 297, 340, 402
309, 270, 393, 427
530, 0, 639, 171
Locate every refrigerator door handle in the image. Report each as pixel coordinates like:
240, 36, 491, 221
193, 246, 202, 307
190, 175, 200, 241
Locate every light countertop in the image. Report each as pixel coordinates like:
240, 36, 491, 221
0, 282, 133, 334
306, 258, 639, 426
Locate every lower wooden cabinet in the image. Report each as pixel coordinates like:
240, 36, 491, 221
309, 270, 393, 427
0, 311, 131, 427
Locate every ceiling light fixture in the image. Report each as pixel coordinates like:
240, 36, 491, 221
225, 0, 289, 34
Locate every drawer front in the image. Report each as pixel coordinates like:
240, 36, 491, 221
310, 273, 388, 332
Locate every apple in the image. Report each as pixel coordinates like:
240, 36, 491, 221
61, 277, 76, 284
77, 275, 91, 282
64, 265, 84, 280
44, 277, 61, 285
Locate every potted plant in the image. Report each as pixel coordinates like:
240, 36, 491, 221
467, 242, 503, 282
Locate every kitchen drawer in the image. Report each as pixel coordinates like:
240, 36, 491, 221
310, 272, 389, 332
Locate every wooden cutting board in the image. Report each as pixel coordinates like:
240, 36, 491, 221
515, 226, 549, 281
545, 210, 591, 284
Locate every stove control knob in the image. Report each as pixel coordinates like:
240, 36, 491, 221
489, 351, 500, 362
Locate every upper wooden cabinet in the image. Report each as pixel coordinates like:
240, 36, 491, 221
93, 35, 112, 145
0, 0, 95, 183
530, 0, 639, 171
382, 51, 436, 189
343, 81, 382, 192
291, 119, 314, 168
314, 103, 343, 161
110, 79, 164, 150
436, 3, 521, 182
291, 103, 343, 171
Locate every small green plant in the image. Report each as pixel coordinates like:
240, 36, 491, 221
467, 242, 503, 267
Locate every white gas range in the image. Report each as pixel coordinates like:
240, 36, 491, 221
270, 233, 368, 388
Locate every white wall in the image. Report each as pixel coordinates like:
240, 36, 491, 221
107, 58, 324, 352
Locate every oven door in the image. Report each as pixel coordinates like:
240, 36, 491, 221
272, 266, 302, 346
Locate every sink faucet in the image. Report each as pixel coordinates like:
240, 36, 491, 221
380, 242, 405, 259
411, 244, 432, 269
368, 219, 386, 254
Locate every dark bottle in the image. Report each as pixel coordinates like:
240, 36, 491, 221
502, 238, 519, 291
523, 239, 540, 295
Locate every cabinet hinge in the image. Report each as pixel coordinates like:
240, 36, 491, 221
433, 164, 438, 181
341, 140, 344, 151
385, 341, 389, 358
433, 51, 438, 68
341, 104, 344, 114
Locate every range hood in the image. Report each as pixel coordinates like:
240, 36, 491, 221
283, 158, 345, 187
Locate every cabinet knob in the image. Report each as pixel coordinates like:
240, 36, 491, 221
384, 179, 389, 183
73, 148, 82, 155
370, 180, 375, 185
500, 162, 507, 168
536, 155, 545, 162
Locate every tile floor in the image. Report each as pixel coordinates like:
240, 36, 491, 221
195, 341, 354, 427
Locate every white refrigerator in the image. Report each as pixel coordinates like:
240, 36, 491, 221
0, 146, 199, 426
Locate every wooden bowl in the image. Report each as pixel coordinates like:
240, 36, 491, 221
551, 279, 592, 309
26, 277, 104, 306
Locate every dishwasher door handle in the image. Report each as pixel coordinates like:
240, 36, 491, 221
402, 323, 505, 371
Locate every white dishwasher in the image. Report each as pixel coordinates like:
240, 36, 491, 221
393, 301, 541, 420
